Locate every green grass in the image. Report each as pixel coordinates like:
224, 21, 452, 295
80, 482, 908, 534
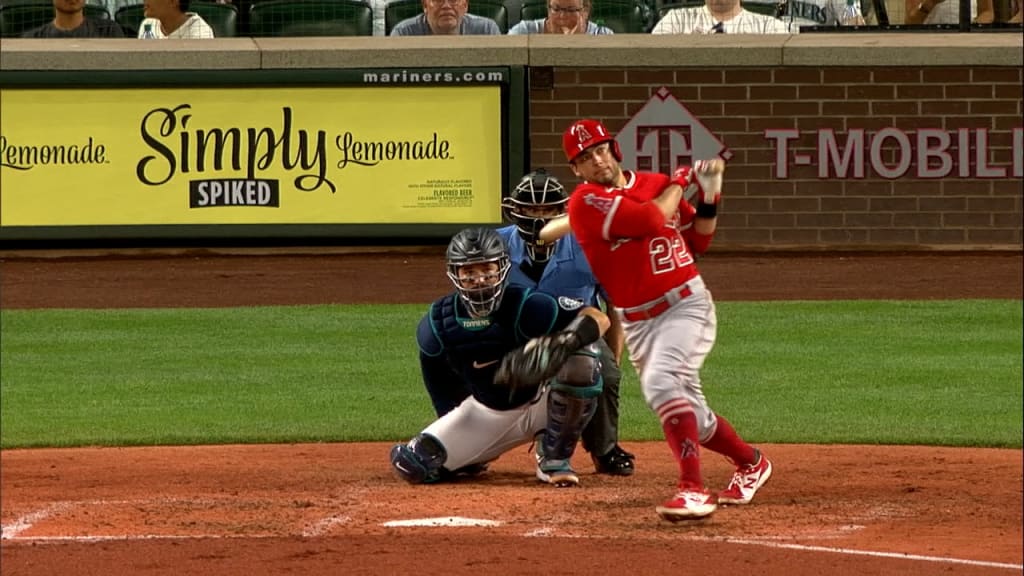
1, 300, 1021, 449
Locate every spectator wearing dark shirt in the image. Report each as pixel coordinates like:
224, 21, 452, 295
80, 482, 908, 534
22, 0, 125, 37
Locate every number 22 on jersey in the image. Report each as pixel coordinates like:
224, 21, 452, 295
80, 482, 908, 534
649, 236, 693, 275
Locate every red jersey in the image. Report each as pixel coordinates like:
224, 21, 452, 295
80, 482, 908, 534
567, 169, 714, 308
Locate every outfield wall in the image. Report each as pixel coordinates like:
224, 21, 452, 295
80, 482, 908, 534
1, 35, 1021, 249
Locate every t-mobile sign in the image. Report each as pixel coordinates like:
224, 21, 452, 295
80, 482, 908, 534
619, 88, 1022, 181
766, 128, 1024, 179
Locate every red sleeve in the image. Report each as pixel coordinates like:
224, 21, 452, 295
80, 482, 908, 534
570, 184, 666, 241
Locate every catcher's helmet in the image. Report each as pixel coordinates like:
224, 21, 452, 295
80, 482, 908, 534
446, 227, 511, 318
562, 119, 622, 163
502, 170, 568, 263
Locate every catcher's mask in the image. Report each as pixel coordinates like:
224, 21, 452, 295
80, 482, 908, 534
501, 170, 568, 263
446, 227, 511, 318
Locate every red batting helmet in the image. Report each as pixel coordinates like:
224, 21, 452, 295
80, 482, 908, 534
562, 119, 622, 163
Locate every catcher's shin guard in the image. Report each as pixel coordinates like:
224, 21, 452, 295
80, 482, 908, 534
390, 433, 447, 484
542, 349, 602, 461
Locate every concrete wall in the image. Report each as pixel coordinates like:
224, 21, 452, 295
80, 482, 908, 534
2, 34, 1021, 249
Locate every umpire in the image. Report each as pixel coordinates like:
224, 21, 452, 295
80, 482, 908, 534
497, 169, 635, 476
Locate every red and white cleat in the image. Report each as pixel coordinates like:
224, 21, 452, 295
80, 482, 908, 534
656, 487, 718, 522
718, 451, 773, 505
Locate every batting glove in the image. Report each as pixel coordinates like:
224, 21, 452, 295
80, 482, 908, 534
693, 159, 723, 206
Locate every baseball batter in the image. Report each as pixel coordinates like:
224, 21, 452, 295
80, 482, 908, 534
558, 119, 774, 521
390, 227, 610, 487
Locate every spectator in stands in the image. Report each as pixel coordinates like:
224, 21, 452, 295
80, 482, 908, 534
904, 0, 1006, 23
904, 0, 961, 22
508, 0, 613, 34
137, 0, 215, 37
745, 0, 866, 29
652, 0, 791, 32
22, 0, 125, 37
390, 0, 500, 34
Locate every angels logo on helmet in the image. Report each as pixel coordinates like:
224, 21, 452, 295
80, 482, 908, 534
563, 119, 622, 163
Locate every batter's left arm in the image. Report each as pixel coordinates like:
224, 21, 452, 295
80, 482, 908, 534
674, 160, 724, 252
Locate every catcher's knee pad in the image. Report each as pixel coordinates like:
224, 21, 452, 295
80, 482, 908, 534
543, 386, 599, 461
389, 433, 447, 484
553, 346, 603, 398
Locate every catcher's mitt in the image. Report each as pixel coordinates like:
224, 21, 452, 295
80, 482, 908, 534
494, 331, 580, 392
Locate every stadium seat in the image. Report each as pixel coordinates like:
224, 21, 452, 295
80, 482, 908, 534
741, 0, 782, 16
249, 0, 373, 36
1, 2, 110, 36
653, 0, 700, 19
114, 4, 144, 34
590, 0, 649, 32
384, 0, 420, 32
192, 2, 238, 36
116, 2, 235, 36
384, 0, 509, 34
519, 0, 545, 21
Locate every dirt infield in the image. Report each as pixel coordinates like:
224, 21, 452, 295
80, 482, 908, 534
1, 249, 1022, 576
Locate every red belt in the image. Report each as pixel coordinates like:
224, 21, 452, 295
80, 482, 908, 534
621, 285, 693, 322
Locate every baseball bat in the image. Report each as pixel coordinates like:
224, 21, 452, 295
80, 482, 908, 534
538, 214, 572, 242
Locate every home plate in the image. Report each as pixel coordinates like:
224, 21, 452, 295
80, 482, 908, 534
382, 517, 503, 528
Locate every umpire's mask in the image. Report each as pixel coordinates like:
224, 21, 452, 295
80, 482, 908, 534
501, 170, 569, 263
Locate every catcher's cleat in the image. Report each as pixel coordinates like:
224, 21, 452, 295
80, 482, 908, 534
593, 445, 636, 476
656, 487, 717, 522
536, 458, 580, 487
534, 440, 580, 487
718, 450, 773, 505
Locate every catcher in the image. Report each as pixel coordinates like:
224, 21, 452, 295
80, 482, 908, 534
390, 227, 610, 487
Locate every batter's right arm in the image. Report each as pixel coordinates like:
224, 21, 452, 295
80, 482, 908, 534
653, 183, 686, 221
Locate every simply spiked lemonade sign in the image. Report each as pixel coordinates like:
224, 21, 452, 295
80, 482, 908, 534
0, 86, 502, 226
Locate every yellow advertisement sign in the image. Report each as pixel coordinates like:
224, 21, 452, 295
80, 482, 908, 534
0, 86, 502, 226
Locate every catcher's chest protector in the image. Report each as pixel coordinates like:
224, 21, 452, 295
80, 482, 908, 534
432, 296, 518, 367
431, 293, 541, 411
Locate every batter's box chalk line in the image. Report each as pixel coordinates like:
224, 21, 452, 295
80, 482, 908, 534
302, 515, 352, 537
381, 517, 503, 527
686, 536, 1023, 572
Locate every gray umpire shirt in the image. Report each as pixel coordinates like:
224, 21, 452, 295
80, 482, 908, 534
22, 18, 125, 38
390, 12, 501, 35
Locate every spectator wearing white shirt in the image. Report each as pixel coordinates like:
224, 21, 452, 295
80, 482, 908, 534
743, 0, 865, 29
904, 0, 981, 23
137, 0, 215, 38
652, 0, 792, 32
